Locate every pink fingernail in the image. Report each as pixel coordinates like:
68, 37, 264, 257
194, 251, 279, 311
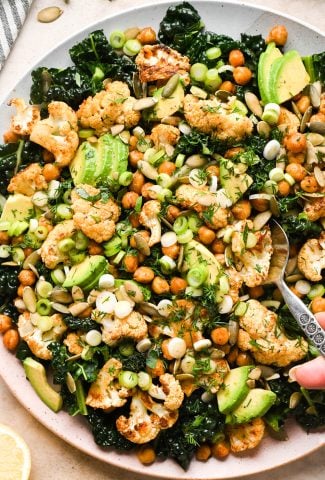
288, 366, 298, 382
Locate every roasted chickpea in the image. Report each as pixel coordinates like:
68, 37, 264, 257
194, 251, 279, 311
296, 96, 311, 114
248, 285, 265, 299
224, 147, 244, 159
129, 171, 145, 194
129, 149, 143, 167
158, 161, 176, 175
18, 269, 36, 286
129, 135, 138, 151
123, 254, 139, 273
42, 150, 55, 163
146, 358, 165, 377
287, 151, 305, 164
229, 49, 245, 67
211, 440, 230, 459
211, 239, 225, 254
0, 231, 9, 244
133, 266, 155, 284
266, 25, 288, 46
170, 277, 188, 295
250, 198, 269, 212
227, 346, 239, 363
232, 199, 251, 220
42, 163, 60, 181
141, 182, 155, 199
236, 352, 253, 366
165, 205, 181, 223
3, 130, 20, 143
233, 66, 252, 85
152, 276, 170, 295
310, 297, 325, 314
0, 314, 12, 333
121, 191, 139, 209
277, 180, 291, 197
198, 226, 216, 245
161, 243, 180, 259
88, 241, 103, 255
137, 27, 157, 44
285, 163, 306, 182
205, 165, 220, 177
3, 329, 19, 351
136, 446, 156, 465
300, 176, 318, 193
284, 132, 307, 153
17, 284, 24, 297
219, 80, 236, 93
211, 327, 230, 346
129, 212, 141, 228
195, 444, 211, 462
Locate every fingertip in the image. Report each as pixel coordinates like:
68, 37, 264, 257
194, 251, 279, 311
292, 357, 325, 390
314, 312, 325, 329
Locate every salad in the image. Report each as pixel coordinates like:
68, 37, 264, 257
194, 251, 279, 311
0, 1, 324, 470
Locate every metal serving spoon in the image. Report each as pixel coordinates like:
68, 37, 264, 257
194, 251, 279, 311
266, 219, 325, 356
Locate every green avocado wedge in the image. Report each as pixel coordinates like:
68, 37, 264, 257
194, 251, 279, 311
70, 141, 98, 185
217, 366, 254, 414
62, 255, 107, 289
23, 357, 63, 412
257, 42, 282, 104
225, 388, 277, 424
96, 133, 128, 185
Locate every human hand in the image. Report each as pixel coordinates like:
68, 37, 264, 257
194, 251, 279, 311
289, 312, 325, 389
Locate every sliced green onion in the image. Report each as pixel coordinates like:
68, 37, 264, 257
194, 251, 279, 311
0, 245, 10, 258
137, 371, 152, 391
56, 203, 72, 220
134, 196, 143, 213
119, 341, 135, 357
92, 66, 104, 82
206, 47, 222, 60
185, 286, 203, 297
123, 39, 142, 56
36, 280, 53, 299
234, 301, 248, 316
69, 249, 87, 265
187, 213, 202, 233
159, 255, 176, 274
104, 236, 122, 257
118, 370, 138, 388
36, 299, 52, 316
173, 216, 188, 235
74, 231, 89, 251
119, 171, 133, 187
269, 167, 284, 182
148, 149, 165, 166
109, 29, 126, 49
34, 226, 48, 240
262, 109, 279, 125
85, 330, 102, 347
190, 63, 208, 82
58, 238, 75, 253
175, 153, 185, 168
113, 250, 126, 265
204, 68, 222, 92
284, 173, 296, 186
187, 266, 208, 288
177, 229, 194, 244
219, 275, 229, 294
51, 268, 65, 285
263, 180, 278, 195
63, 190, 72, 205
157, 188, 172, 202
11, 247, 24, 264
78, 128, 96, 139
307, 284, 325, 300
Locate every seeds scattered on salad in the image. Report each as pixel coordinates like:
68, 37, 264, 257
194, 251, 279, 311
37, 6, 63, 23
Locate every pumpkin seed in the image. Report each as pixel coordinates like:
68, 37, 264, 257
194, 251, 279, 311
66, 372, 76, 393
138, 302, 160, 317
23, 250, 41, 269
50, 287, 72, 304
310, 81, 321, 108
289, 392, 302, 409
248, 367, 262, 381
215, 90, 232, 102
306, 132, 324, 146
177, 245, 184, 271
257, 121, 271, 138
228, 319, 239, 345
245, 92, 263, 117
258, 365, 276, 380
306, 141, 319, 164
119, 130, 130, 144
134, 232, 151, 256
253, 210, 272, 231
161, 115, 182, 126
52, 302, 70, 314
270, 196, 280, 217
314, 166, 325, 187
309, 122, 325, 135
185, 154, 207, 168
132, 72, 146, 99
285, 273, 304, 283
69, 302, 90, 317
71, 286, 84, 302
210, 348, 225, 359
23, 287, 37, 313
124, 280, 144, 303
162, 74, 180, 98
285, 256, 298, 276
111, 124, 124, 136
224, 245, 234, 268
133, 97, 157, 111
291, 101, 302, 120
300, 106, 312, 133
87, 289, 100, 305
37, 6, 63, 23
246, 379, 256, 389
301, 192, 325, 199
176, 373, 194, 381
173, 358, 181, 375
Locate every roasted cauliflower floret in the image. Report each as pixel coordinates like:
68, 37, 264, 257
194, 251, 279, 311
86, 358, 131, 411
278, 106, 300, 133
226, 418, 265, 453
135, 44, 190, 83
71, 185, 120, 244
101, 311, 148, 346
63, 332, 83, 355
304, 197, 325, 222
139, 200, 161, 247
150, 124, 180, 147
184, 94, 253, 141
77, 81, 140, 135
30, 101, 79, 167
231, 221, 273, 287
196, 359, 230, 393
40, 219, 76, 269
297, 235, 325, 281
8, 98, 40, 136
237, 300, 308, 367
225, 267, 243, 303
18, 312, 67, 360
7, 163, 47, 196
148, 373, 184, 411
116, 390, 179, 444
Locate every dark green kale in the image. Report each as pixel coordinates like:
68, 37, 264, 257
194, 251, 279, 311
0, 265, 20, 303
279, 213, 322, 243
15, 340, 34, 361
175, 129, 235, 156
247, 157, 275, 194
116, 351, 147, 372
87, 407, 134, 450
48, 342, 70, 384
277, 306, 304, 339
158, 2, 203, 48
63, 315, 100, 332
0, 301, 19, 323
155, 390, 225, 470
294, 389, 325, 430
265, 378, 296, 432
309, 51, 325, 83
0, 140, 43, 195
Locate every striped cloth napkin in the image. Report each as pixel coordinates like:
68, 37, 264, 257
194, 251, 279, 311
0, 0, 33, 70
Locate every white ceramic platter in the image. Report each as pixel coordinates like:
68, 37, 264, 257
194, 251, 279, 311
0, 1, 324, 478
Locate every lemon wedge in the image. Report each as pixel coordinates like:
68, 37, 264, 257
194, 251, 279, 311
0, 423, 31, 480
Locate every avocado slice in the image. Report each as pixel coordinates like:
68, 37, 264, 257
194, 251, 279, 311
70, 141, 98, 186
23, 357, 62, 412
220, 159, 253, 205
62, 255, 108, 289
217, 366, 254, 414
149, 82, 184, 120
225, 388, 277, 425
257, 42, 282, 104
0, 194, 34, 224
269, 50, 310, 104
183, 240, 222, 288
96, 134, 128, 185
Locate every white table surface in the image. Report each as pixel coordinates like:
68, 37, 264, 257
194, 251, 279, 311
0, 1, 324, 479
